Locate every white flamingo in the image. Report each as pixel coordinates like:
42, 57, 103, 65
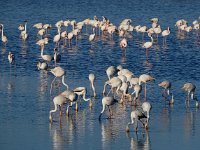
0, 24, 8, 44
106, 66, 117, 80
139, 74, 155, 100
120, 38, 128, 48
162, 27, 170, 45
158, 80, 171, 97
126, 101, 151, 132
182, 82, 196, 106
103, 77, 122, 96
40, 46, 53, 62
8, 51, 14, 64
50, 66, 68, 94
142, 33, 153, 62
89, 28, 95, 42
99, 96, 118, 120
37, 61, 48, 70
89, 73, 96, 97
49, 95, 67, 122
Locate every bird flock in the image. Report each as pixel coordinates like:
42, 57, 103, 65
1, 16, 200, 132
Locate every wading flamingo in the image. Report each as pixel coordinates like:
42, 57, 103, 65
50, 66, 68, 94
139, 74, 155, 100
99, 96, 118, 120
126, 101, 151, 132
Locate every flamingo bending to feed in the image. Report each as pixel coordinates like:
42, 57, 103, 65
50, 66, 68, 94
103, 77, 122, 96
126, 101, 151, 132
106, 66, 117, 80
182, 82, 196, 106
99, 96, 118, 120
49, 95, 67, 122
89, 73, 96, 97
73, 87, 90, 101
158, 80, 171, 97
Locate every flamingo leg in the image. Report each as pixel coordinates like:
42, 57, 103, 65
144, 83, 147, 100
50, 76, 57, 95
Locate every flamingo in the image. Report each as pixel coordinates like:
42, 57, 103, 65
53, 48, 61, 66
40, 46, 53, 62
162, 27, 170, 45
142, 33, 153, 63
60, 89, 79, 114
129, 84, 142, 105
73, 87, 90, 102
126, 101, 151, 132
139, 74, 155, 100
53, 28, 61, 47
103, 77, 122, 96
37, 29, 45, 39
8, 52, 14, 64
0, 24, 8, 44
182, 82, 196, 106
158, 80, 171, 97
120, 38, 128, 48
20, 21, 28, 41
37, 61, 48, 70
33, 23, 43, 29
49, 95, 67, 122
36, 38, 48, 50
106, 66, 117, 80
89, 73, 96, 97
89, 28, 95, 42
99, 96, 118, 120
50, 66, 68, 94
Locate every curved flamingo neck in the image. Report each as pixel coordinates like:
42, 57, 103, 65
62, 75, 69, 90
1, 25, 4, 40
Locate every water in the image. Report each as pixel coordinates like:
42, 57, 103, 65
0, 0, 200, 149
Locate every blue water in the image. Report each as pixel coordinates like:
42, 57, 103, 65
1, 0, 200, 150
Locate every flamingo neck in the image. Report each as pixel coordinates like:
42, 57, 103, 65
41, 48, 44, 56
101, 103, 106, 114
1, 26, 3, 40
62, 75, 69, 90
24, 23, 27, 33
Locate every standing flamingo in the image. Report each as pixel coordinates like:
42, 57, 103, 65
0, 24, 8, 45
53, 48, 61, 66
162, 27, 170, 46
139, 74, 155, 100
40, 46, 53, 62
142, 33, 153, 63
89, 28, 95, 42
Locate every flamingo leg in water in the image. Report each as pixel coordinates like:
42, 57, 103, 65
50, 76, 57, 95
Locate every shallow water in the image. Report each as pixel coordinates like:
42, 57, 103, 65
1, 0, 200, 150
